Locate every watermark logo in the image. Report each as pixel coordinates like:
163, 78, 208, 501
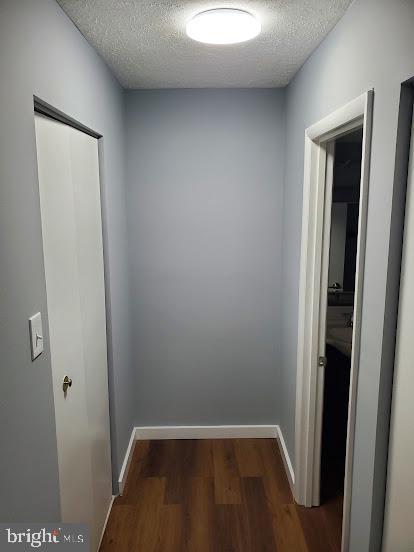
0, 524, 88, 550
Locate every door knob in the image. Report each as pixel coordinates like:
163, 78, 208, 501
63, 375, 72, 392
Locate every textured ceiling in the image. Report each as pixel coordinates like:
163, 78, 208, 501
56, 0, 352, 88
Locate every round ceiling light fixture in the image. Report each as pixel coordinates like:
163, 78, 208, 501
186, 8, 261, 45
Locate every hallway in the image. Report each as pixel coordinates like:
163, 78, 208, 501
100, 439, 342, 551
2, 2, 414, 550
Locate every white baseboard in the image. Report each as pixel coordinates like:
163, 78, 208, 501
135, 424, 278, 440
118, 424, 294, 496
276, 425, 295, 491
118, 428, 137, 495
97, 494, 115, 551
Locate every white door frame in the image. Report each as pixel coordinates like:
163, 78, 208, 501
34, 98, 115, 550
294, 91, 374, 552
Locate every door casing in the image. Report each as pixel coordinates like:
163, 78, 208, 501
294, 91, 374, 552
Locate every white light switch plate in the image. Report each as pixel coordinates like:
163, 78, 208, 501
29, 312, 44, 360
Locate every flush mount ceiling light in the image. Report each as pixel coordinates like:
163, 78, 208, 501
186, 8, 261, 45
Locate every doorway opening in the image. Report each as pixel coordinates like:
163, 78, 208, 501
320, 129, 363, 519
294, 91, 373, 552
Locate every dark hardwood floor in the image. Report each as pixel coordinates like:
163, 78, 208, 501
100, 439, 342, 552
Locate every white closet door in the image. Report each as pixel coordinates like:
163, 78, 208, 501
35, 114, 111, 551
382, 115, 414, 551
69, 125, 112, 548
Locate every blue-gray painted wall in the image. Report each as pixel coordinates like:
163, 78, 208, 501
125, 89, 285, 427
0, 0, 134, 517
279, 1, 414, 549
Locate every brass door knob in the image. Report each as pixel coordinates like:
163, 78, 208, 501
63, 375, 73, 392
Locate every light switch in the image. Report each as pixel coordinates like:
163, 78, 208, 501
29, 312, 44, 360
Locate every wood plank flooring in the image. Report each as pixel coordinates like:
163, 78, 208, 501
100, 439, 342, 552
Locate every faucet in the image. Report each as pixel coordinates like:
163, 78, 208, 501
329, 282, 342, 291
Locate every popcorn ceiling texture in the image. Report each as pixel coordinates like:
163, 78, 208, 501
56, 0, 352, 88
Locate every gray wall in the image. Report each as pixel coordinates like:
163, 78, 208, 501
0, 0, 133, 519
125, 89, 285, 426
280, 0, 414, 550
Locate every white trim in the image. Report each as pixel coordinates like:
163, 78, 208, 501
294, 91, 374, 551
97, 495, 115, 551
118, 427, 137, 495
276, 426, 295, 491
134, 424, 278, 440
117, 425, 294, 508
118, 425, 279, 493
306, 94, 367, 142
341, 90, 374, 552
312, 140, 336, 507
